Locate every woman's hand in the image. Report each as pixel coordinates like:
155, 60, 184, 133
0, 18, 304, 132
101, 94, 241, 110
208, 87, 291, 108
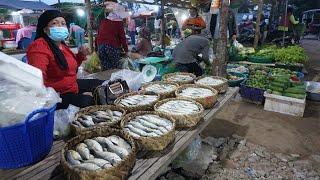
78, 45, 91, 56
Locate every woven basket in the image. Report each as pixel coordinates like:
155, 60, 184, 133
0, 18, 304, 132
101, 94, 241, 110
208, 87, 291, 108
154, 97, 204, 128
61, 127, 136, 180
175, 84, 218, 109
114, 92, 160, 113
120, 111, 176, 151
70, 105, 126, 136
162, 72, 196, 85
195, 76, 228, 93
141, 81, 179, 100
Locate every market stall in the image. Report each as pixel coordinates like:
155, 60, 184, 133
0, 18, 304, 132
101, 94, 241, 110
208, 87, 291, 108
0, 69, 239, 180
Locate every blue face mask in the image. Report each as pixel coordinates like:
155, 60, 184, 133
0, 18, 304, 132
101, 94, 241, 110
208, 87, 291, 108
48, 27, 69, 41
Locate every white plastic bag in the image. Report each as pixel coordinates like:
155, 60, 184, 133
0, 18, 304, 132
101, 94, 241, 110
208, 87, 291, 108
53, 105, 80, 138
110, 69, 144, 91
0, 77, 61, 127
172, 135, 202, 168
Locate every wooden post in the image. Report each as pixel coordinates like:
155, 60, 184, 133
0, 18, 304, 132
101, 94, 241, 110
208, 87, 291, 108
213, 0, 229, 77
253, 0, 263, 49
85, 0, 94, 52
161, 0, 165, 49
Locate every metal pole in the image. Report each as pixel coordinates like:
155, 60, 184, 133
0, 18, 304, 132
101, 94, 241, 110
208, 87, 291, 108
160, 0, 165, 49
282, 0, 288, 46
58, 0, 61, 11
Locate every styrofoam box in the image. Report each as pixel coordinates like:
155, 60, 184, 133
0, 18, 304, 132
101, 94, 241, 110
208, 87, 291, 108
263, 92, 306, 117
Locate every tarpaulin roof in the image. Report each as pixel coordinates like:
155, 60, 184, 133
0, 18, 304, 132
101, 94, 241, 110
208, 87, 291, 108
0, 0, 56, 10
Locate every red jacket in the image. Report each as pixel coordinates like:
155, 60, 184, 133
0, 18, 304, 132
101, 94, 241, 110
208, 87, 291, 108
96, 19, 128, 52
27, 37, 86, 94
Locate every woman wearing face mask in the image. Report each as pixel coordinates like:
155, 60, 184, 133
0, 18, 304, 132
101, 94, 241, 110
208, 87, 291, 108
27, 10, 104, 109
182, 7, 206, 35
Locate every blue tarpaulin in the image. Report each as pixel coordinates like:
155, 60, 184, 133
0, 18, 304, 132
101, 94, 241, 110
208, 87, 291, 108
0, 0, 56, 10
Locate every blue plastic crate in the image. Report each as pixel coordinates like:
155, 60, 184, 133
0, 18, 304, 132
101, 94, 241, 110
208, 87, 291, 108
0, 105, 56, 169
240, 81, 266, 104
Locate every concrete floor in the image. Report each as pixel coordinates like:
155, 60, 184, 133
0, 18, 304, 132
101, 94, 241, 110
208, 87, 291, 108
202, 38, 320, 156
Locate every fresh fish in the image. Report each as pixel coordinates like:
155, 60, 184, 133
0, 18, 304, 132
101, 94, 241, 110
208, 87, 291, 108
137, 118, 169, 134
125, 124, 149, 136
124, 128, 141, 138
84, 139, 103, 152
129, 121, 163, 136
78, 118, 95, 127
179, 87, 213, 98
112, 111, 122, 117
119, 95, 158, 107
158, 100, 200, 115
72, 120, 83, 127
85, 158, 112, 168
81, 115, 94, 121
66, 150, 82, 165
74, 163, 101, 171
108, 135, 131, 152
142, 115, 172, 130
76, 143, 90, 160
94, 151, 122, 165
196, 77, 224, 86
94, 137, 130, 158
145, 84, 176, 93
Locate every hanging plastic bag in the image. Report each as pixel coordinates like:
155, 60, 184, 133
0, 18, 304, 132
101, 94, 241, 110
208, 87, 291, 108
53, 105, 80, 138
120, 57, 140, 71
84, 52, 101, 73
172, 135, 202, 168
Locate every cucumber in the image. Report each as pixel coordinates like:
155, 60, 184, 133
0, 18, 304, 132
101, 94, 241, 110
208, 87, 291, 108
282, 93, 305, 99
269, 86, 283, 92
284, 87, 305, 94
270, 82, 287, 89
272, 91, 282, 95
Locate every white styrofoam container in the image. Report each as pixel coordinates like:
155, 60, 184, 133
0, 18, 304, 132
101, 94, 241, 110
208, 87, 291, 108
263, 92, 306, 117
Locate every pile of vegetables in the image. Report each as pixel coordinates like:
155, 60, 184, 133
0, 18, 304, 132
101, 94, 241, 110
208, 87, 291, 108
273, 45, 307, 64
84, 52, 101, 73
254, 45, 277, 60
267, 68, 306, 99
246, 70, 269, 90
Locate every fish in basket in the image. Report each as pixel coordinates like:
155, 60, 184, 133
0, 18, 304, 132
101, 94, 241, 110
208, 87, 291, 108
141, 81, 179, 99
162, 72, 196, 85
70, 105, 126, 135
114, 92, 160, 112
154, 98, 204, 128
61, 128, 136, 180
120, 111, 176, 151
195, 76, 228, 93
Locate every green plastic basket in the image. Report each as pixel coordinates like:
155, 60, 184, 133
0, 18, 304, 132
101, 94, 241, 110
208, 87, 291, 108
228, 72, 247, 87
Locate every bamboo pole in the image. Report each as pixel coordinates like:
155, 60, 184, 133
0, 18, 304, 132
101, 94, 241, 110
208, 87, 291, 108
85, 0, 94, 52
161, 0, 165, 49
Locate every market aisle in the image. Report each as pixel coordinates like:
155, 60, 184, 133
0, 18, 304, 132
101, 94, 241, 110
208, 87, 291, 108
202, 39, 320, 156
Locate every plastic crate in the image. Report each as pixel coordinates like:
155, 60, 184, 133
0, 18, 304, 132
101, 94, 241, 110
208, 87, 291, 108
240, 80, 266, 104
0, 105, 56, 169
264, 92, 306, 117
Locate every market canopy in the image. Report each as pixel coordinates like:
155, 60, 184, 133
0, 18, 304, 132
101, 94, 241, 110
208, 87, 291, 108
0, 0, 56, 10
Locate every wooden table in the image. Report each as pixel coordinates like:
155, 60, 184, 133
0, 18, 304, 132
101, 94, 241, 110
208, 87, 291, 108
0, 87, 238, 180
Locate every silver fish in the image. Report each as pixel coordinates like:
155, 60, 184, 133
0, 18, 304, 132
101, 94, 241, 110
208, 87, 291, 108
84, 139, 103, 152
76, 143, 90, 160
136, 118, 168, 134
72, 120, 83, 127
124, 128, 141, 138
129, 121, 163, 136
108, 135, 131, 152
112, 111, 122, 117
126, 124, 149, 136
94, 151, 122, 165
85, 158, 112, 168
74, 163, 101, 171
66, 150, 82, 165
78, 118, 95, 127
103, 138, 130, 159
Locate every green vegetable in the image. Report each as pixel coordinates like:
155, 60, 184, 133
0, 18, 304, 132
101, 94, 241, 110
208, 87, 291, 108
284, 87, 305, 94
272, 91, 283, 95
282, 93, 306, 99
273, 45, 307, 64
269, 86, 284, 92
